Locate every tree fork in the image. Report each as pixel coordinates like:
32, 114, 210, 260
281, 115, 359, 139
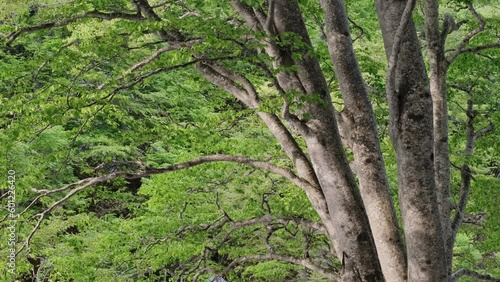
321, 0, 407, 280
268, 0, 383, 280
375, 0, 448, 280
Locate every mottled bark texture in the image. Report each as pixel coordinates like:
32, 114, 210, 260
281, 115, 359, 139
320, 0, 407, 281
423, 0, 452, 275
225, 1, 385, 280
203, 0, 456, 280
375, 0, 448, 280
271, 1, 383, 280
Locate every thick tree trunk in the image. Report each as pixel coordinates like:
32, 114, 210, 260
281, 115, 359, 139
375, 0, 448, 280
270, 1, 383, 280
320, 0, 407, 280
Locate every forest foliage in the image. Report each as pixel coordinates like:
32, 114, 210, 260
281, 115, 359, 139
0, 0, 499, 281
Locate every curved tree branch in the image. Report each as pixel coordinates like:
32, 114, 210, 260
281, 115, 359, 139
194, 254, 338, 281
197, 63, 260, 108
3, 11, 144, 45
449, 164, 472, 249
451, 268, 500, 282
446, 3, 490, 64
145, 214, 327, 254
124, 39, 203, 75
452, 42, 500, 56
17, 154, 316, 255
223, 254, 337, 280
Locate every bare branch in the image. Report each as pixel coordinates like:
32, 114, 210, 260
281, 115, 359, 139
449, 84, 473, 94
16, 154, 316, 255
451, 268, 500, 282
475, 122, 495, 140
449, 165, 472, 248
197, 63, 260, 108
145, 214, 326, 254
194, 254, 338, 281
85, 10, 143, 21
454, 42, 500, 55
140, 155, 315, 190
145, 214, 230, 253
203, 61, 260, 105
3, 11, 143, 45
347, 17, 365, 42
18, 172, 120, 255
34, 154, 313, 196
446, 3, 488, 64
124, 39, 202, 74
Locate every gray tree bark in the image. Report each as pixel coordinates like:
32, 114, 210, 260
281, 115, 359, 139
320, 0, 407, 280
224, 0, 385, 280
200, 0, 477, 280
375, 0, 448, 280
423, 0, 452, 276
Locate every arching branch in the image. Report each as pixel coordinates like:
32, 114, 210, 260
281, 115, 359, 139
16, 154, 317, 255
451, 268, 500, 282
196, 62, 261, 108
124, 39, 203, 75
446, 3, 499, 64
145, 214, 327, 253
2, 11, 144, 45
193, 254, 338, 281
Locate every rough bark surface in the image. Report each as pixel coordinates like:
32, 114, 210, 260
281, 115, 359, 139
270, 1, 383, 280
320, 0, 407, 280
423, 0, 452, 275
375, 0, 448, 280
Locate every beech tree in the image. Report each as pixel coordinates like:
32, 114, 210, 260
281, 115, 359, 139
1, 0, 498, 281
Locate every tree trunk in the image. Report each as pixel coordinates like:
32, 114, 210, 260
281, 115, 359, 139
270, 1, 383, 280
375, 0, 448, 280
226, 0, 385, 280
320, 0, 407, 280
423, 0, 452, 275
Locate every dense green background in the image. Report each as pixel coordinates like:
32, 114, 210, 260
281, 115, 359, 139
1, 0, 498, 281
